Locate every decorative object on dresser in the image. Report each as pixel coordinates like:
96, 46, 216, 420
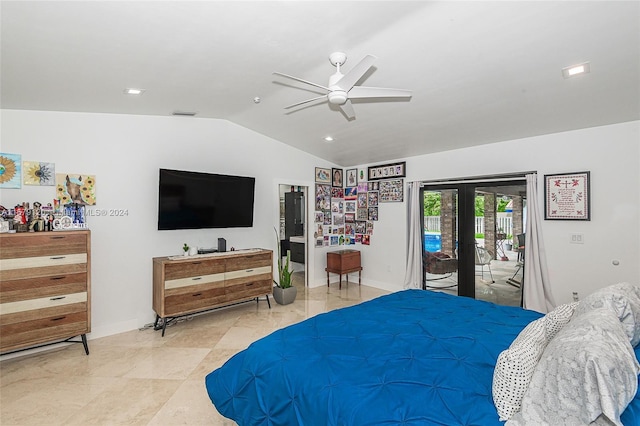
0, 230, 91, 355
325, 249, 362, 289
152, 249, 273, 336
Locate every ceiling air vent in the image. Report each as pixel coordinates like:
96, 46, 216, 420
172, 111, 197, 117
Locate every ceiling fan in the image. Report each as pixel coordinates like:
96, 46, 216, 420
273, 52, 412, 120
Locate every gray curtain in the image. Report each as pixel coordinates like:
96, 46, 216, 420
404, 181, 423, 289
523, 173, 556, 313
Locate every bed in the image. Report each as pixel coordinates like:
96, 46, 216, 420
205, 287, 640, 425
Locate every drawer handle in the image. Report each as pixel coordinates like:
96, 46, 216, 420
192, 277, 202, 281
51, 236, 66, 240
192, 293, 202, 297
50, 256, 67, 260
51, 316, 66, 321
245, 269, 254, 272
50, 296, 66, 301
191, 262, 202, 265
50, 276, 66, 281
246, 282, 255, 287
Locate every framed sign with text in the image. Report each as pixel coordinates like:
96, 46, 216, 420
544, 171, 590, 220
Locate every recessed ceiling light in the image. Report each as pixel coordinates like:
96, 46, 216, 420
124, 88, 145, 95
562, 62, 590, 79
324, 136, 334, 142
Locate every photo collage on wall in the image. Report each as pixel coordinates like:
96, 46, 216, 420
314, 164, 405, 247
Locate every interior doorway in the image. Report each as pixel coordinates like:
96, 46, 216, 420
279, 184, 308, 287
421, 176, 526, 307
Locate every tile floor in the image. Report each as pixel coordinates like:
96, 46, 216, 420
0, 276, 389, 426
0, 261, 521, 426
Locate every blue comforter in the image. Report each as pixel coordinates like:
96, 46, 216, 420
206, 289, 640, 425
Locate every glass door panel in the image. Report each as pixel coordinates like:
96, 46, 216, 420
422, 179, 526, 307
422, 189, 459, 295
474, 186, 524, 307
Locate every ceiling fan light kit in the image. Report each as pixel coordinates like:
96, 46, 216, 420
274, 52, 412, 119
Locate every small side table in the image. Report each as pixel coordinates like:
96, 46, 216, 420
326, 250, 362, 289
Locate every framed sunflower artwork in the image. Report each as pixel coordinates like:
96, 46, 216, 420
0, 153, 22, 189
23, 161, 55, 186
56, 173, 97, 205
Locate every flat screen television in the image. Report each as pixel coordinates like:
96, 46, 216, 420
158, 168, 255, 230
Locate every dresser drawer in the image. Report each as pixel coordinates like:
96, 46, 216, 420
0, 272, 88, 303
225, 252, 271, 272
164, 259, 225, 280
164, 286, 226, 316
164, 272, 225, 290
1, 253, 87, 280
0, 292, 87, 316
1, 309, 88, 352
224, 265, 272, 282
225, 279, 272, 301
0, 232, 88, 259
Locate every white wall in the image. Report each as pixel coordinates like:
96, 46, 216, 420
360, 121, 640, 304
0, 109, 333, 338
2, 109, 638, 340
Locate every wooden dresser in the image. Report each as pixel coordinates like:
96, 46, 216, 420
0, 230, 91, 355
152, 248, 272, 335
326, 249, 362, 289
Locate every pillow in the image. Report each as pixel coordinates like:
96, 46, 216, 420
507, 307, 640, 426
574, 282, 640, 346
543, 301, 578, 342
492, 302, 578, 421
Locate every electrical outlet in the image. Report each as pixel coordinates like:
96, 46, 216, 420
569, 233, 584, 244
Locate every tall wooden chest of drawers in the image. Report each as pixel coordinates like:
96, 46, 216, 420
152, 248, 272, 335
0, 230, 91, 355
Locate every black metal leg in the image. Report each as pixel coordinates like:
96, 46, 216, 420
81, 334, 89, 355
265, 294, 271, 309
153, 315, 160, 330
162, 318, 167, 337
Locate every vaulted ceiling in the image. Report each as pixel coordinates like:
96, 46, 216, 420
2, 1, 638, 166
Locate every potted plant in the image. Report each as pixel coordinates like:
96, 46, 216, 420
272, 227, 297, 305
183, 243, 190, 256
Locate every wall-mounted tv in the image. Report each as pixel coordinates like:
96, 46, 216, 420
158, 168, 255, 230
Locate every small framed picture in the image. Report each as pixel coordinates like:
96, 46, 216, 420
544, 171, 590, 220
367, 161, 406, 181
332, 168, 343, 187
379, 179, 404, 203
345, 168, 357, 187
315, 167, 331, 184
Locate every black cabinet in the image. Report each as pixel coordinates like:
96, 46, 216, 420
290, 242, 305, 264
285, 192, 304, 238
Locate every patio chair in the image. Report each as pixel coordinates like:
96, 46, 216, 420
507, 233, 525, 287
475, 244, 495, 283
423, 250, 458, 289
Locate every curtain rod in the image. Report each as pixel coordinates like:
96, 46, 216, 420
419, 171, 536, 186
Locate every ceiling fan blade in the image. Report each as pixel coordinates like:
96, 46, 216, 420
273, 72, 330, 91
334, 54, 377, 91
284, 95, 327, 109
348, 86, 412, 99
339, 99, 356, 119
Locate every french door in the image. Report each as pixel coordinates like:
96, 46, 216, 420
421, 177, 526, 306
